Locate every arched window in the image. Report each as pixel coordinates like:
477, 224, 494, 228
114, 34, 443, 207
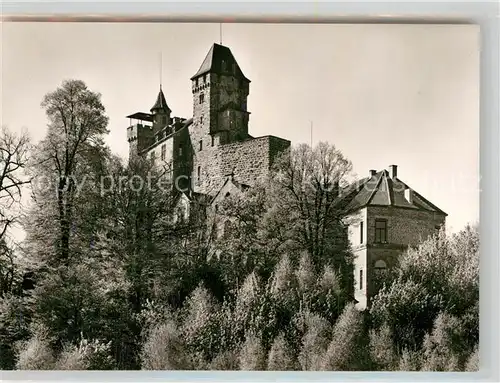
374, 259, 387, 276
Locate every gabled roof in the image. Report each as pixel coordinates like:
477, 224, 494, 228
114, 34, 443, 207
190, 43, 250, 82
150, 87, 171, 113
210, 175, 251, 205
340, 169, 447, 216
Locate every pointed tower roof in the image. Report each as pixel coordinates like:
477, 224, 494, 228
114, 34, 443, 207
190, 43, 250, 82
150, 87, 171, 113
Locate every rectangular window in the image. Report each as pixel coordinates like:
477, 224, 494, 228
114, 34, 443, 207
359, 270, 363, 290
161, 144, 166, 161
211, 135, 215, 146
203, 74, 207, 83
199, 139, 203, 151
200, 116, 204, 125
199, 93, 204, 104
197, 166, 201, 182
360, 221, 364, 244
375, 219, 388, 243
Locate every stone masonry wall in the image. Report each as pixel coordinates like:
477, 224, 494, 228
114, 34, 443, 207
192, 135, 290, 196
366, 206, 446, 247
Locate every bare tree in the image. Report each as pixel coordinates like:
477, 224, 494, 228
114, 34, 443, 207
269, 142, 354, 270
0, 126, 31, 296
0, 126, 31, 242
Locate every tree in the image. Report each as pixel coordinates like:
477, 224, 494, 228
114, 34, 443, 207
0, 126, 31, 243
267, 142, 354, 288
267, 333, 295, 370
370, 225, 479, 352
296, 310, 330, 371
238, 331, 265, 370
369, 323, 396, 370
32, 79, 109, 263
141, 320, 191, 370
321, 303, 365, 371
0, 126, 31, 298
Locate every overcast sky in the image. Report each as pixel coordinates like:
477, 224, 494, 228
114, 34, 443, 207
1, 22, 479, 233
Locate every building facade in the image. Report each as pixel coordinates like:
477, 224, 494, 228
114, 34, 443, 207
340, 165, 447, 309
126, 43, 290, 200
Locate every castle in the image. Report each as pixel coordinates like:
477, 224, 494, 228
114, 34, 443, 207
126, 43, 290, 199
126, 43, 447, 309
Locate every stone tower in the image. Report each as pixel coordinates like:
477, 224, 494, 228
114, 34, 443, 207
189, 43, 251, 193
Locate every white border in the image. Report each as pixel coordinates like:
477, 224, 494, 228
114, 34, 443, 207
1, 1, 498, 382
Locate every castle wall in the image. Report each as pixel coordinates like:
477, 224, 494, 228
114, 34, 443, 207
191, 135, 290, 196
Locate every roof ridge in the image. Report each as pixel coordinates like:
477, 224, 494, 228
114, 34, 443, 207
365, 172, 384, 205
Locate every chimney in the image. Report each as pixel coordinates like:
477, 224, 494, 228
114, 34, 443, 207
389, 164, 398, 179
369, 169, 377, 177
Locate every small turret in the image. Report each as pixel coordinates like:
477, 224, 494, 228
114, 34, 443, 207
151, 86, 172, 134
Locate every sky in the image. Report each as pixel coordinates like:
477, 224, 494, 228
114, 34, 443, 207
1, 22, 479, 233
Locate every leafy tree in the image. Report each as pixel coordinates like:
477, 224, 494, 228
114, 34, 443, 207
397, 348, 421, 371
267, 332, 295, 370
141, 320, 191, 370
370, 225, 479, 353
321, 303, 365, 371
31, 80, 109, 263
296, 310, 330, 371
369, 323, 396, 370
14, 323, 55, 370
0, 293, 33, 369
464, 345, 479, 372
238, 331, 265, 370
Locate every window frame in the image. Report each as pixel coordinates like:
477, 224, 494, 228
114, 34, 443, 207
161, 144, 166, 161
360, 221, 364, 244
375, 218, 388, 243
